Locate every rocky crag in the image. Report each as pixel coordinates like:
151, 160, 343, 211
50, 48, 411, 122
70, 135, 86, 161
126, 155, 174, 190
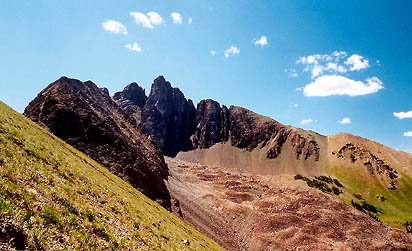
24, 77, 171, 209
113, 76, 320, 161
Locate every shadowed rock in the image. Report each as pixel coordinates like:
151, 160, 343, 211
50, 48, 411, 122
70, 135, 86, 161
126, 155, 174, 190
24, 77, 171, 209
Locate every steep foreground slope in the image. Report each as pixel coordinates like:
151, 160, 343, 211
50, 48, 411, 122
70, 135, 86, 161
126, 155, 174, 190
167, 158, 412, 250
24, 77, 171, 209
0, 102, 223, 250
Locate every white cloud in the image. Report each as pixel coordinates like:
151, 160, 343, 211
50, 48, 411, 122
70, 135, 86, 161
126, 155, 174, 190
297, 52, 352, 78
102, 20, 127, 35
210, 49, 216, 56
130, 11, 163, 29
125, 43, 142, 52
188, 17, 192, 24
332, 51, 347, 60
404, 132, 412, 137
345, 54, 369, 71
339, 117, 351, 124
303, 75, 383, 97
224, 45, 240, 58
293, 104, 299, 107
326, 63, 346, 73
311, 65, 324, 78
254, 36, 268, 47
296, 87, 302, 91
394, 111, 412, 119
300, 119, 313, 125
147, 12, 164, 25
171, 12, 182, 24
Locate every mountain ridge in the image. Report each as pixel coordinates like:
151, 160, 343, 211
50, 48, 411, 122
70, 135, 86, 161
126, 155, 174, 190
23, 76, 412, 248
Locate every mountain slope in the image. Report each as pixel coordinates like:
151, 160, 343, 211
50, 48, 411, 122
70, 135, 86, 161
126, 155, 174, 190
23, 77, 171, 209
0, 101, 223, 250
166, 158, 412, 250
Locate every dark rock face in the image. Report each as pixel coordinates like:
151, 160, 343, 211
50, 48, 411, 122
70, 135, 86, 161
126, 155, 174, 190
228, 106, 320, 161
113, 83, 147, 124
192, 99, 229, 149
114, 76, 321, 162
24, 77, 171, 209
140, 76, 196, 156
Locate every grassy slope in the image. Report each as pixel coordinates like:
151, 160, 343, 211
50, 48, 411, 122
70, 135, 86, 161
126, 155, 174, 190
323, 134, 412, 233
0, 101, 223, 250
325, 163, 412, 232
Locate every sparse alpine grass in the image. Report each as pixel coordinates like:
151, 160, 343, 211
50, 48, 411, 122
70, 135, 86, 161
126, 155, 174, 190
0, 101, 223, 250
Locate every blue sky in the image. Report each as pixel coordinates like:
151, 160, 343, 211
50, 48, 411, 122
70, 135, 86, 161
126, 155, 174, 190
1, 0, 412, 152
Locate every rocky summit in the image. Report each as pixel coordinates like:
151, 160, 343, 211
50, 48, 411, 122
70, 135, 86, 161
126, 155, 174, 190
24, 76, 171, 209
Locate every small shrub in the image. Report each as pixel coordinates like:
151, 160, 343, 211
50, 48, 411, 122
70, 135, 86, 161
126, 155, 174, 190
306, 179, 332, 193
85, 210, 95, 222
353, 194, 364, 200
405, 221, 412, 234
93, 224, 110, 241
379, 196, 387, 202
294, 174, 304, 180
332, 186, 343, 195
5, 151, 13, 158
0, 198, 12, 216
43, 207, 60, 226
333, 179, 344, 188
315, 176, 333, 184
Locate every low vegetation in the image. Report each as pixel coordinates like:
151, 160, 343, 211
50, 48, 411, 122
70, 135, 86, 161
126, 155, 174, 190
0, 102, 223, 250
405, 221, 412, 234
294, 174, 343, 195
351, 200, 381, 222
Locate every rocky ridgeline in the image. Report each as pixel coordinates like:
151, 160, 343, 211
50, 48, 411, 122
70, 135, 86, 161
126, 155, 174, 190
114, 76, 320, 161
334, 143, 399, 189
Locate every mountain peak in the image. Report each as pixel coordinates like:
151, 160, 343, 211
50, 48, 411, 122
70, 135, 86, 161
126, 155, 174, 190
113, 82, 147, 108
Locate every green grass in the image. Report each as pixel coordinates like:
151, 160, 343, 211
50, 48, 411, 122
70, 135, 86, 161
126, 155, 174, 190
0, 101, 224, 250
325, 163, 412, 233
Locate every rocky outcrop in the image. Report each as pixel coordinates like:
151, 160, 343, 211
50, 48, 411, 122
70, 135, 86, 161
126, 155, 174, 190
229, 106, 320, 161
192, 99, 230, 148
113, 82, 147, 124
24, 77, 171, 209
334, 143, 398, 189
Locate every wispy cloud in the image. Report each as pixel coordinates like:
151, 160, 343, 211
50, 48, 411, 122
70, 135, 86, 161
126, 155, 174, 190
303, 75, 383, 97
210, 49, 216, 56
394, 111, 412, 119
188, 17, 192, 24
254, 36, 268, 47
300, 119, 313, 125
130, 11, 164, 29
102, 20, 127, 35
125, 43, 142, 52
296, 51, 370, 78
293, 104, 299, 107
339, 117, 351, 124
404, 132, 412, 137
224, 45, 240, 58
171, 12, 182, 24
285, 68, 299, 78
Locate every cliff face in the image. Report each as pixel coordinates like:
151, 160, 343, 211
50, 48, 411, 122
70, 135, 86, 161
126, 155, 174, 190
24, 77, 171, 209
114, 76, 320, 162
